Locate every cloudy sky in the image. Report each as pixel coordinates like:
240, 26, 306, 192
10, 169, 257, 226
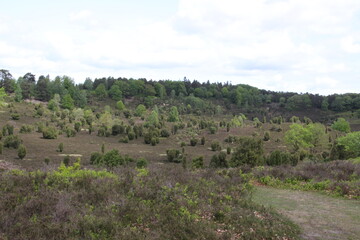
1, 0, 360, 95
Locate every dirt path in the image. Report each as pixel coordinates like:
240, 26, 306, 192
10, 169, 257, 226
253, 186, 360, 240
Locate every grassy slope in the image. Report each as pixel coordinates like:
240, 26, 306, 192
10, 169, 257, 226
253, 186, 360, 240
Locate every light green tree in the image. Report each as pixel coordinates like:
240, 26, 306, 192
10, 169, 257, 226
331, 118, 351, 133
336, 131, 360, 158
135, 104, 146, 117
167, 106, 179, 122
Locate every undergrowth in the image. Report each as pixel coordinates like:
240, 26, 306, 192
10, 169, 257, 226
253, 160, 360, 199
0, 162, 301, 240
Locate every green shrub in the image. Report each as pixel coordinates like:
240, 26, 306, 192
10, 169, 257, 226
63, 155, 70, 166
66, 128, 76, 137
120, 136, 129, 143
20, 124, 33, 133
166, 149, 181, 163
102, 149, 124, 167
2, 124, 14, 136
11, 113, 20, 120
128, 131, 135, 140
209, 126, 217, 134
58, 143, 64, 152
160, 129, 170, 138
211, 141, 221, 151
229, 137, 264, 167
331, 118, 350, 133
44, 158, 50, 165
192, 156, 204, 169
151, 138, 157, 146
74, 122, 81, 132
42, 127, 58, 139
263, 131, 270, 141
210, 152, 228, 168
4, 135, 22, 149
190, 138, 198, 146
180, 141, 186, 147
101, 143, 105, 154
201, 136, 205, 145
226, 147, 231, 154
90, 152, 103, 165
266, 150, 296, 166
17, 144, 26, 159
0, 142, 3, 154
136, 158, 148, 169
112, 124, 125, 135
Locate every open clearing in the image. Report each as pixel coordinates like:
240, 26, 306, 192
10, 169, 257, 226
253, 186, 360, 240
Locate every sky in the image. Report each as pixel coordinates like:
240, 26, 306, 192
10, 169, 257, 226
1, 0, 360, 95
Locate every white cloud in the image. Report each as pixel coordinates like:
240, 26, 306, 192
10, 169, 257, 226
1, 0, 360, 95
341, 36, 360, 53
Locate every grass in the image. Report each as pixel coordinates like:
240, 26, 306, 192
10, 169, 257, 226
253, 186, 360, 240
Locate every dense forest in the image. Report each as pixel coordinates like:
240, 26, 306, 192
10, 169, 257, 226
1, 69, 360, 116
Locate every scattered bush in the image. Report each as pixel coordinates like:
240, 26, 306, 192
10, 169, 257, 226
20, 124, 33, 133
17, 144, 27, 159
229, 137, 264, 167
58, 143, 64, 153
11, 113, 20, 120
190, 138, 198, 146
4, 135, 22, 149
63, 155, 70, 166
44, 158, 50, 165
263, 131, 270, 141
201, 136, 205, 145
192, 156, 204, 169
74, 122, 81, 132
42, 127, 58, 139
211, 141, 221, 151
66, 128, 76, 137
210, 152, 228, 168
160, 129, 170, 138
166, 149, 182, 163
136, 158, 148, 168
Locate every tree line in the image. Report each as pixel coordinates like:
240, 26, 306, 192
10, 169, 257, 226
1, 69, 360, 112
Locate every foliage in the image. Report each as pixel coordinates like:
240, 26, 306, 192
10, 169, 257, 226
0, 164, 300, 239
167, 106, 180, 122
210, 141, 221, 151
266, 150, 298, 166
192, 156, 204, 169
285, 123, 326, 151
116, 100, 125, 111
190, 138, 198, 146
4, 135, 22, 149
229, 137, 263, 167
42, 127, 58, 139
61, 94, 75, 110
166, 149, 182, 163
331, 118, 351, 133
336, 131, 360, 158
210, 152, 228, 168
134, 104, 146, 117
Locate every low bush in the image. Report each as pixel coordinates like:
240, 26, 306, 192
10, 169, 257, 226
211, 141, 221, 151
4, 135, 22, 149
190, 138, 198, 146
20, 124, 33, 133
192, 156, 204, 169
210, 152, 228, 168
166, 149, 182, 163
0, 164, 301, 239
42, 127, 58, 139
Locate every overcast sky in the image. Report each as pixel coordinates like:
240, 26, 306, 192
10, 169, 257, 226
1, 0, 360, 95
